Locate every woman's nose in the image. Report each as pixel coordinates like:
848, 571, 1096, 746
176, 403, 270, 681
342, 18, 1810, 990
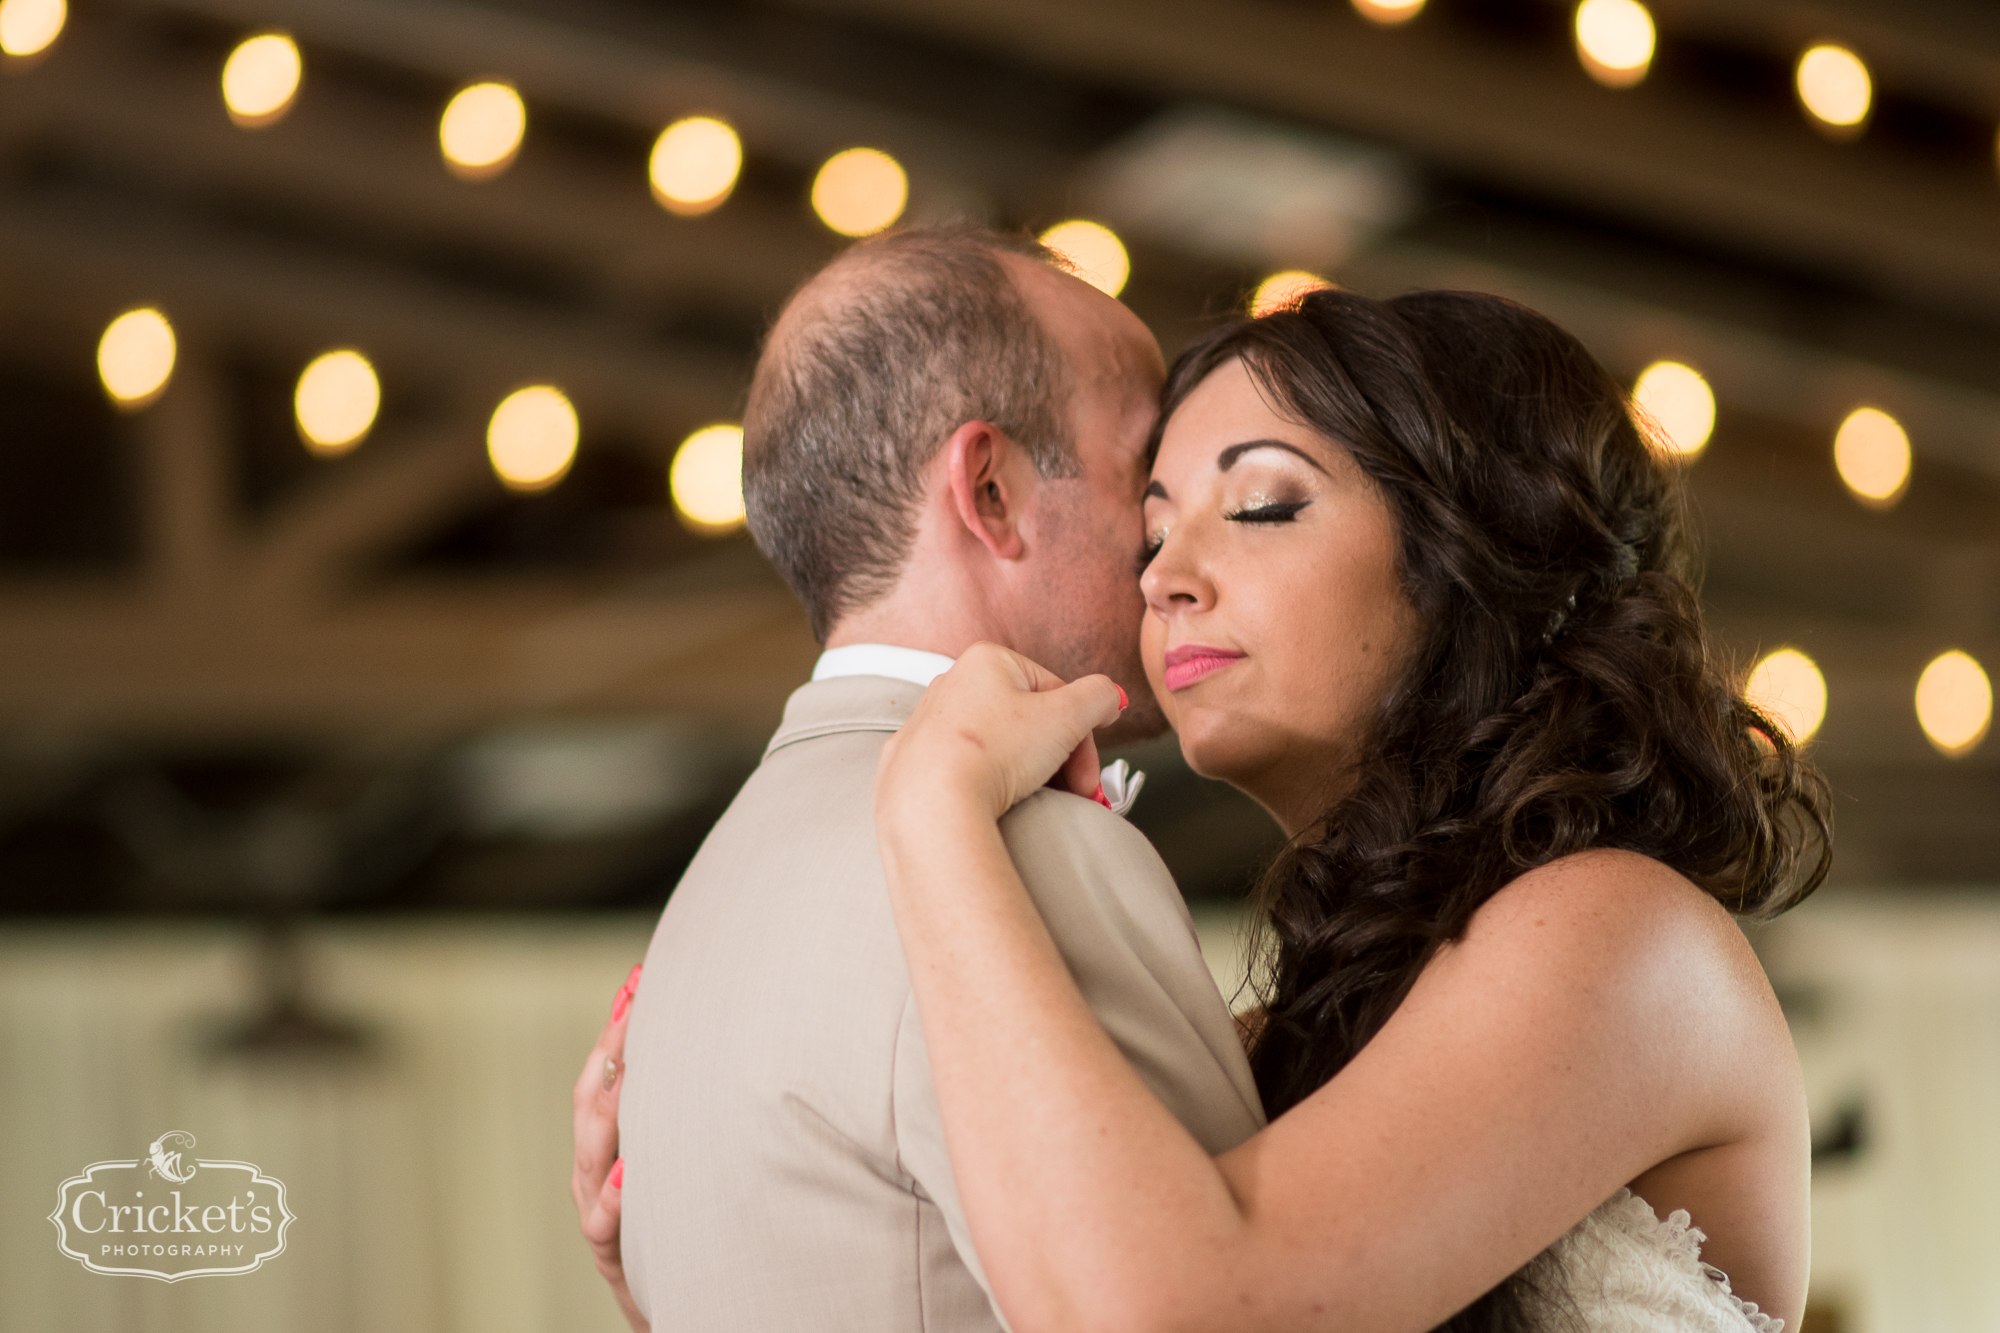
1140, 529, 1214, 617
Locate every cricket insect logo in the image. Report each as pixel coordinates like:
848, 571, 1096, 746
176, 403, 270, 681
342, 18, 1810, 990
147, 1131, 198, 1184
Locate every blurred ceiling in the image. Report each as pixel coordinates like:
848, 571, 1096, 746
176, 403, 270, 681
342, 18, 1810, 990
0, 0, 1993, 908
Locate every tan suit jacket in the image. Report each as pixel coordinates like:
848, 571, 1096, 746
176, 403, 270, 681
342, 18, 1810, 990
620, 675, 1266, 1331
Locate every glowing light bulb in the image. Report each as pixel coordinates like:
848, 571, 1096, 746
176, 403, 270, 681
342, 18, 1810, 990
670, 424, 746, 534
0, 0, 66, 58
1575, 0, 1655, 88
1352, 0, 1424, 24
97, 308, 176, 409
440, 82, 525, 180
1915, 650, 1991, 757
1833, 406, 1910, 508
1797, 44, 1871, 132
1745, 648, 1827, 745
1038, 220, 1130, 298
487, 386, 576, 492
220, 32, 301, 128
649, 116, 742, 216
294, 350, 380, 455
1250, 270, 1333, 317
810, 148, 906, 237
1632, 361, 1714, 459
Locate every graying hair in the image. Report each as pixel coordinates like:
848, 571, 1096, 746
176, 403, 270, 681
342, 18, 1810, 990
742, 225, 1078, 640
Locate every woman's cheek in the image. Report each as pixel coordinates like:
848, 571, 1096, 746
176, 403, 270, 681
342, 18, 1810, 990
1139, 617, 1175, 727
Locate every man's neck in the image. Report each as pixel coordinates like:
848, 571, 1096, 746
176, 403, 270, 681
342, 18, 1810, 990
823, 601, 1009, 662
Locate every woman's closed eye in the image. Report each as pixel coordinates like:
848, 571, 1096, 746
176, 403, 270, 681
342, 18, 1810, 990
1136, 533, 1165, 574
1225, 500, 1310, 523
1137, 499, 1310, 571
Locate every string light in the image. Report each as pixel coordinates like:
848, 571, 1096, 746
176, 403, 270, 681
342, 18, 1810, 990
1352, 0, 1424, 24
810, 148, 906, 237
670, 424, 746, 534
1038, 221, 1130, 298
97, 308, 176, 410
0, 0, 65, 58
1833, 406, 1910, 508
1745, 648, 1827, 744
440, 82, 526, 181
1249, 271, 1332, 317
1632, 361, 1714, 459
487, 386, 577, 492
1574, 0, 1655, 88
220, 32, 301, 128
649, 116, 742, 216
294, 350, 380, 455
1797, 44, 1871, 133
1915, 650, 1991, 757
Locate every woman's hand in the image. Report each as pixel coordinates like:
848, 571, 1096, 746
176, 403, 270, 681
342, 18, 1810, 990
876, 641, 1126, 828
572, 963, 648, 1333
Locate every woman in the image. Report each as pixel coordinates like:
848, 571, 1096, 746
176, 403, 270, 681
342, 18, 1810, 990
875, 288, 1830, 1333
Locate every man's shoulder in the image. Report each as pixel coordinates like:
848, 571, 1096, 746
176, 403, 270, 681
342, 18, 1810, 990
764, 675, 923, 757
681, 726, 886, 879
994, 790, 1266, 1148
999, 788, 1180, 909
1002, 785, 1160, 848
708, 681, 907, 831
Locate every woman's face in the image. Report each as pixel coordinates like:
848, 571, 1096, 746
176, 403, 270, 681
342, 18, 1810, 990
1140, 358, 1421, 835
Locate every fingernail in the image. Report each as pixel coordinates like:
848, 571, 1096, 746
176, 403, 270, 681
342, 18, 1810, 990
609, 1158, 624, 1190
1115, 685, 1128, 711
1092, 783, 1111, 809
611, 964, 642, 1022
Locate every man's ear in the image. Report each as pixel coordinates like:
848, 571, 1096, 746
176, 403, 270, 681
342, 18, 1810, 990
943, 420, 1026, 560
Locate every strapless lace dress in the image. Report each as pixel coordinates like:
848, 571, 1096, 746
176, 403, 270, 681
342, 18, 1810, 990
1522, 1189, 1784, 1333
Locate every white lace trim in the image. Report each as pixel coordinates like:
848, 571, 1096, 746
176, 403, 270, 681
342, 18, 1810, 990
1539, 1188, 1784, 1333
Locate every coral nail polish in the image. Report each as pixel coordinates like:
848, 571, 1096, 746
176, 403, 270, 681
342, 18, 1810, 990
1092, 784, 1111, 809
1115, 685, 1128, 711
610, 1158, 624, 1190
611, 963, 642, 1022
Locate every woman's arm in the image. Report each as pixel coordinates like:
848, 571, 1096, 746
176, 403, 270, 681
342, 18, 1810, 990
877, 646, 1805, 1333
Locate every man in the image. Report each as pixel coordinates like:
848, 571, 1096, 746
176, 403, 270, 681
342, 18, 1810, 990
570, 225, 1263, 1331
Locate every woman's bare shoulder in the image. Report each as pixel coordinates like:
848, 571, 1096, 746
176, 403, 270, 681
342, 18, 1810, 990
1427, 847, 1790, 1087
1462, 848, 1752, 972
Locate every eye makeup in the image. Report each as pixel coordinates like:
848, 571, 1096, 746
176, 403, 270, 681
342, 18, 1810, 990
1224, 490, 1311, 524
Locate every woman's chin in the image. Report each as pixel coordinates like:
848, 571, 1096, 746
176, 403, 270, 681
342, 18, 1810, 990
1174, 717, 1262, 787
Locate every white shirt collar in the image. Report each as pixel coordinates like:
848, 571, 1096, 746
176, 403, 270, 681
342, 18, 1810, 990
811, 643, 957, 689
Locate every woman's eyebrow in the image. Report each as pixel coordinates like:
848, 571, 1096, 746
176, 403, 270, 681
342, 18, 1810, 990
1217, 439, 1330, 475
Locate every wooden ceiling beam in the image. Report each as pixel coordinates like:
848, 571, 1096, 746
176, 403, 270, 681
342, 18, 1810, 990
0, 579, 814, 737
0, 191, 746, 440
134, 0, 1067, 190
0, 25, 834, 327
790, 0, 2000, 321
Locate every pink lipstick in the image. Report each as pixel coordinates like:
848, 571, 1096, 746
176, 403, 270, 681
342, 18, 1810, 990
1162, 644, 1246, 692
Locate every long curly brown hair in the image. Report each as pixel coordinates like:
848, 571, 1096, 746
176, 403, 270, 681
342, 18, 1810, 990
1157, 288, 1832, 1333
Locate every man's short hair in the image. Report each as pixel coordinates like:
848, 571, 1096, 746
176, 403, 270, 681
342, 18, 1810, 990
742, 225, 1078, 640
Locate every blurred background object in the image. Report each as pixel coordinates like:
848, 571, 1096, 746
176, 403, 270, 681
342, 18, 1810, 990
1, 0, 1996, 1329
